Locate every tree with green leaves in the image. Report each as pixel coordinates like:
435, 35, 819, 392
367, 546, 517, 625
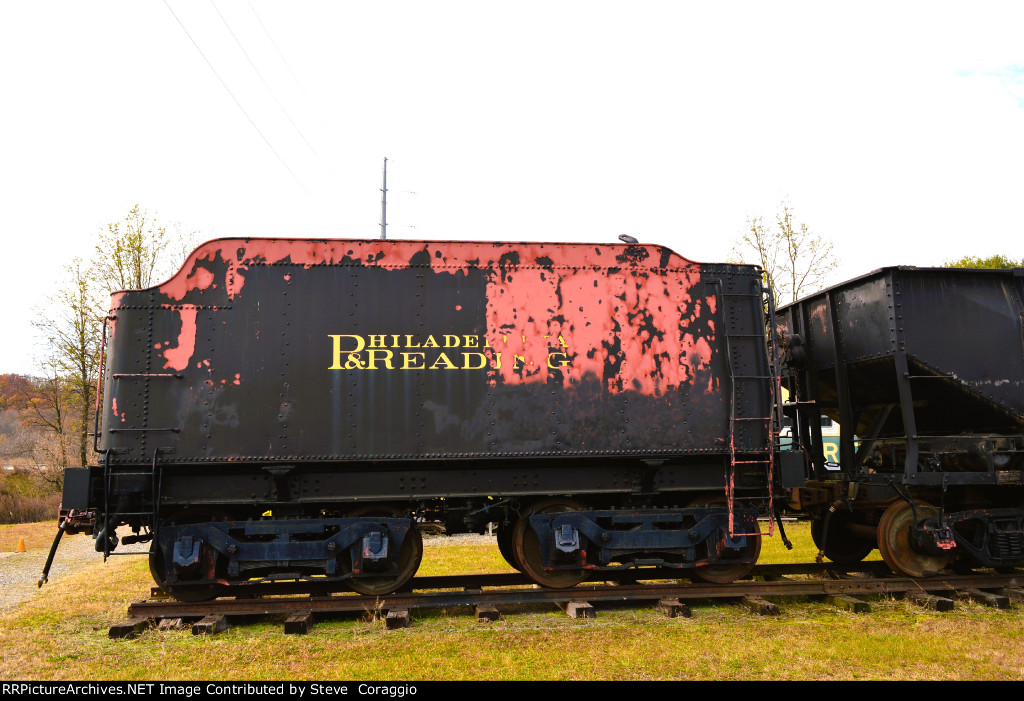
731, 201, 837, 305
92, 203, 202, 291
944, 253, 1022, 269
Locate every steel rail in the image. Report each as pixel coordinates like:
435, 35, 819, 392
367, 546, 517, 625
140, 561, 896, 600
127, 569, 1024, 621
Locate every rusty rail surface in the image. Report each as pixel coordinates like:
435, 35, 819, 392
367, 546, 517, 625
126, 564, 1024, 622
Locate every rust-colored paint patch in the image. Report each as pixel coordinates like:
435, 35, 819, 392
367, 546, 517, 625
111, 397, 126, 423
159, 239, 695, 301
146, 238, 720, 397
162, 306, 198, 371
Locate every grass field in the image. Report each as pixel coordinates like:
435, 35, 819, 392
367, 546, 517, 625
1, 520, 1022, 681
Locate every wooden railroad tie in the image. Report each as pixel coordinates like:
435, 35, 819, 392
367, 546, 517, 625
657, 598, 692, 618
385, 608, 411, 629
825, 594, 870, 613
192, 615, 229, 636
109, 620, 149, 640
475, 605, 500, 622
904, 591, 955, 612
285, 612, 316, 634
738, 596, 779, 616
157, 618, 186, 631
995, 587, 1024, 604
955, 589, 1010, 609
559, 601, 595, 619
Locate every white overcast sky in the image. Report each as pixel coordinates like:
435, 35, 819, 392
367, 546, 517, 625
2, 1, 1023, 375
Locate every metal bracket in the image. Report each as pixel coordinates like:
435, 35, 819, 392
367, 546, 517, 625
173, 536, 201, 567
362, 531, 389, 560
554, 524, 580, 553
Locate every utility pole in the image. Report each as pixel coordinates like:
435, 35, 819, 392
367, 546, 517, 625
379, 157, 388, 240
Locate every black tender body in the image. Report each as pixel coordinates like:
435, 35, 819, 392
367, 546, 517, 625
64, 238, 778, 597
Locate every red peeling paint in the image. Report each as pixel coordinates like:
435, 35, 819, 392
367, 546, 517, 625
183, 267, 215, 295
111, 397, 126, 423
157, 238, 697, 303
480, 261, 705, 395
162, 307, 198, 371
143, 238, 735, 398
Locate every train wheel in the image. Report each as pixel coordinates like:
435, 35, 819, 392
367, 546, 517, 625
496, 521, 522, 572
149, 509, 227, 602
689, 497, 761, 584
810, 511, 875, 564
877, 501, 953, 578
511, 498, 590, 589
343, 507, 423, 596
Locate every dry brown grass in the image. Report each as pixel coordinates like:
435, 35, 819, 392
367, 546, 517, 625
0, 521, 61, 551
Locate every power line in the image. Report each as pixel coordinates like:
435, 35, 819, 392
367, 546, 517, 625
161, 0, 314, 200
245, 0, 333, 135
210, 0, 338, 184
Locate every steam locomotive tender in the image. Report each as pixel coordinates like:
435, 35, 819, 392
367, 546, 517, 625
60, 238, 779, 599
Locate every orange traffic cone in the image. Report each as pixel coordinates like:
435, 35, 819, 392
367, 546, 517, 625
16, 538, 26, 552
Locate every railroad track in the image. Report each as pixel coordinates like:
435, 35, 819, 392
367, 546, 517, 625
110, 563, 1024, 638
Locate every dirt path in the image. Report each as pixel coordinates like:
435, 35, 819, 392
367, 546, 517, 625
0, 531, 146, 612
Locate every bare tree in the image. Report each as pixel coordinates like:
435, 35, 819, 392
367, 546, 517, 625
31, 206, 199, 486
732, 201, 837, 305
32, 260, 102, 470
0, 409, 36, 463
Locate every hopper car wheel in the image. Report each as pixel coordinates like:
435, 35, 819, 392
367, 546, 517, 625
688, 497, 762, 584
810, 511, 875, 564
877, 501, 953, 578
342, 506, 423, 596
496, 522, 522, 572
511, 498, 590, 589
149, 509, 228, 602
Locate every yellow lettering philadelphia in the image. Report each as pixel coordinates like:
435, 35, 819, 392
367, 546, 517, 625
329, 334, 570, 372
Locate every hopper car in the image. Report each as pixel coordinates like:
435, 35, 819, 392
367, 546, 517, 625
777, 266, 1024, 576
